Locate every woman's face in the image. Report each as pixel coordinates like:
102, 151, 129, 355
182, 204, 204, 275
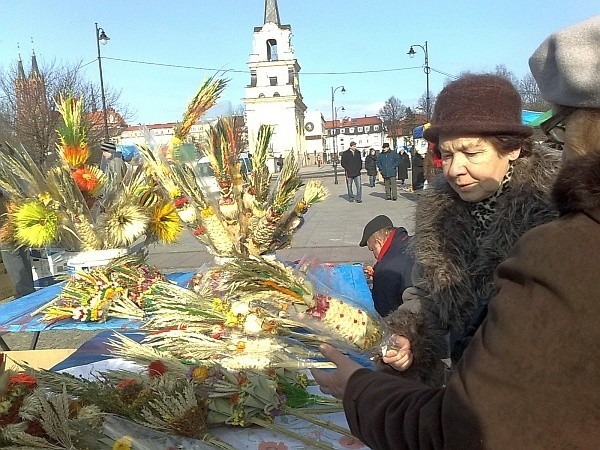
438, 136, 521, 202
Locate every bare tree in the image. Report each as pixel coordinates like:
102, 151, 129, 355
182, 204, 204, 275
232, 104, 248, 154
493, 64, 520, 86
379, 96, 406, 149
519, 73, 549, 112
416, 93, 436, 120
0, 57, 132, 166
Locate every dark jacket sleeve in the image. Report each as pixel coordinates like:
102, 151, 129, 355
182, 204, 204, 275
344, 369, 481, 450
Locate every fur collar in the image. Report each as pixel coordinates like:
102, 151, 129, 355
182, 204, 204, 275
552, 151, 600, 215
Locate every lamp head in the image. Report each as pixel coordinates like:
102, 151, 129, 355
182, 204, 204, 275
341, 86, 346, 94
407, 46, 416, 58
98, 29, 110, 45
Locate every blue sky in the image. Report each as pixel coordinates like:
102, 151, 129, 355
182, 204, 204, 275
1, 1, 597, 125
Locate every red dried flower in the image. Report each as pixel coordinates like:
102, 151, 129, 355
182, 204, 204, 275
117, 378, 139, 390
193, 226, 206, 236
173, 196, 189, 208
148, 360, 168, 378
8, 373, 37, 389
72, 166, 99, 193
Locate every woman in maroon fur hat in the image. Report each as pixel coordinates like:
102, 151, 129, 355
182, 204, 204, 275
312, 16, 600, 449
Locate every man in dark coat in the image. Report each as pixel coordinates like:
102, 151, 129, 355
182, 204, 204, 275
311, 16, 600, 449
376, 143, 400, 200
359, 215, 414, 317
340, 141, 363, 202
396, 147, 411, 184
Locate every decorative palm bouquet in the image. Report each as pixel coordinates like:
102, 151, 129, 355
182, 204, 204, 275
0, 93, 183, 252
138, 75, 329, 259
3, 346, 352, 450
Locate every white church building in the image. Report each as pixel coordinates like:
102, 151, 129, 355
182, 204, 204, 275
243, 0, 308, 169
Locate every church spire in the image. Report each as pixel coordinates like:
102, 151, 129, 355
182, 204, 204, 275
30, 49, 41, 78
17, 54, 26, 80
264, 0, 281, 25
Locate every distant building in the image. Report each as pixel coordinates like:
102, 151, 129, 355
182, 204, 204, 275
386, 114, 428, 150
303, 110, 326, 165
15, 52, 51, 164
325, 115, 385, 160
243, 0, 307, 171
88, 107, 128, 141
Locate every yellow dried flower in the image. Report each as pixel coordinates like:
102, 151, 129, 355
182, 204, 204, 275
112, 436, 133, 450
13, 200, 59, 247
200, 207, 215, 218
37, 191, 53, 206
149, 201, 183, 244
190, 365, 210, 383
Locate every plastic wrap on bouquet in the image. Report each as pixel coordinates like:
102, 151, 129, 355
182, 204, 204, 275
188, 256, 383, 354
102, 415, 217, 450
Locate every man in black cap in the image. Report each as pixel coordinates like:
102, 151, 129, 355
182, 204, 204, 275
359, 215, 414, 317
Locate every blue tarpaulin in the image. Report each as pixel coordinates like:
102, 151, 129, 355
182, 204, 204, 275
116, 144, 139, 162
522, 110, 546, 126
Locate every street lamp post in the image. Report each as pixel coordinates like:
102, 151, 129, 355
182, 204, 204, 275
407, 41, 430, 121
95, 23, 110, 141
331, 85, 346, 184
334, 105, 345, 152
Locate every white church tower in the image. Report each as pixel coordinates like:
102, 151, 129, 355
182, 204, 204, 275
244, 0, 307, 167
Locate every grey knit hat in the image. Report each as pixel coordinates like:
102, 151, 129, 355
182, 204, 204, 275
529, 15, 600, 108
423, 74, 533, 142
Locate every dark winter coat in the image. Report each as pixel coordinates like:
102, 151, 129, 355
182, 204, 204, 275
372, 228, 414, 317
383, 145, 561, 386
365, 154, 378, 176
376, 150, 400, 178
340, 149, 362, 178
397, 151, 411, 180
343, 150, 600, 449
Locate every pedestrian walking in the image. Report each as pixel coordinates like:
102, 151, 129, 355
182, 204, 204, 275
376, 143, 400, 200
364, 148, 378, 187
340, 141, 363, 203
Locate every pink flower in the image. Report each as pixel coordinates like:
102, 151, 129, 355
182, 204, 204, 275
339, 436, 366, 449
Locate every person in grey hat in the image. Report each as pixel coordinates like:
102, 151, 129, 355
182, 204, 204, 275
359, 215, 414, 317
310, 17, 600, 449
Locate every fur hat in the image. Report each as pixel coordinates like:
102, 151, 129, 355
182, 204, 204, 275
529, 15, 600, 109
359, 215, 393, 247
423, 74, 533, 142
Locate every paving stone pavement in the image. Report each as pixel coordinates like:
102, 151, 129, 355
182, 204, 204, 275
2, 164, 420, 351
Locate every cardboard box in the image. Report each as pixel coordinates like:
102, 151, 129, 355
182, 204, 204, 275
29, 248, 67, 286
3, 348, 76, 371
0, 261, 16, 300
